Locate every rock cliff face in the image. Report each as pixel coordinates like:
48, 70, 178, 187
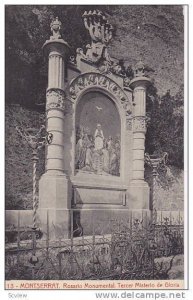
5, 5, 183, 107
108, 5, 183, 96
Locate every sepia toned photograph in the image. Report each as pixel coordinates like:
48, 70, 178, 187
5, 4, 185, 287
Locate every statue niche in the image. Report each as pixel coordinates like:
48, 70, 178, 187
75, 91, 121, 176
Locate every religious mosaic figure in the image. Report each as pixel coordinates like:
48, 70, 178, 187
109, 148, 118, 175
75, 124, 120, 176
94, 124, 104, 150
75, 130, 91, 169
102, 141, 110, 173
82, 144, 95, 171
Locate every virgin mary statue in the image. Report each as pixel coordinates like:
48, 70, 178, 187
94, 124, 104, 150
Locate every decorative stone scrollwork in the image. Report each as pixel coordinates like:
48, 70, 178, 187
76, 48, 87, 60
133, 116, 146, 132
123, 77, 131, 87
70, 55, 76, 64
69, 73, 132, 116
123, 102, 132, 117
46, 89, 65, 111
97, 60, 112, 75
70, 73, 126, 101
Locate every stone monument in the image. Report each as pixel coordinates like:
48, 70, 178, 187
38, 11, 151, 237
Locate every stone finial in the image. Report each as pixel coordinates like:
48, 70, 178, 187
134, 59, 145, 77
50, 17, 62, 40
82, 10, 113, 45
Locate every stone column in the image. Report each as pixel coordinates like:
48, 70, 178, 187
131, 79, 150, 181
38, 18, 72, 238
129, 69, 151, 209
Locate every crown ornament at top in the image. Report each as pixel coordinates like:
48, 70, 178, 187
82, 10, 113, 45
77, 10, 113, 66
50, 17, 62, 40
76, 10, 134, 83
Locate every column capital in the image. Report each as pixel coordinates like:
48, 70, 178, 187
43, 17, 71, 57
129, 76, 151, 90
133, 116, 146, 133
43, 39, 71, 57
46, 88, 65, 112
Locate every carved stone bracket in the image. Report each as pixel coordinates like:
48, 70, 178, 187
133, 116, 146, 132
46, 88, 65, 111
126, 117, 133, 131
64, 100, 73, 115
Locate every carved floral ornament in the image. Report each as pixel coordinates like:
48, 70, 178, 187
127, 116, 148, 132
69, 73, 132, 117
46, 89, 65, 111
133, 116, 146, 132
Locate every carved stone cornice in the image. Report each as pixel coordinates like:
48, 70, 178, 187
46, 88, 65, 111
49, 53, 63, 59
129, 76, 151, 90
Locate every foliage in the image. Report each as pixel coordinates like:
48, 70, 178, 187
5, 105, 45, 209
145, 84, 184, 169
5, 216, 184, 280
5, 5, 114, 108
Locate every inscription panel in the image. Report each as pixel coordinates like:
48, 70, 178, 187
74, 187, 126, 206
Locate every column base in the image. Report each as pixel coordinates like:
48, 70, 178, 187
126, 180, 150, 210
37, 208, 71, 239
38, 172, 72, 238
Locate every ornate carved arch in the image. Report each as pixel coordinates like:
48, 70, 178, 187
69, 72, 132, 119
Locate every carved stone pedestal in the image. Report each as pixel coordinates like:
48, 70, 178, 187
127, 181, 150, 210
38, 174, 72, 238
